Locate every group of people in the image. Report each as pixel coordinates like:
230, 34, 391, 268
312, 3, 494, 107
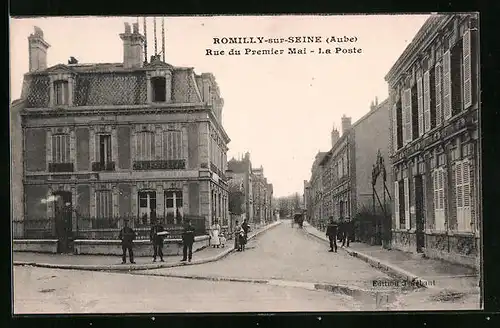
325, 216, 353, 252
118, 218, 197, 264
209, 219, 226, 248
234, 218, 250, 252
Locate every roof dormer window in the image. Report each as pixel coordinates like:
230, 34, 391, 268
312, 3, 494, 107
152, 76, 166, 102
54, 80, 69, 105
49, 71, 75, 107
146, 70, 172, 104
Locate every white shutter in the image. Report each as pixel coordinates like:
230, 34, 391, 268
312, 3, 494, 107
439, 168, 445, 230
423, 71, 431, 132
433, 171, 438, 228
417, 75, 424, 136
435, 64, 443, 126
462, 160, 471, 231
392, 104, 398, 151
406, 89, 413, 142
394, 181, 400, 225
401, 91, 407, 145
463, 29, 472, 109
443, 50, 452, 120
404, 177, 410, 229
455, 161, 463, 230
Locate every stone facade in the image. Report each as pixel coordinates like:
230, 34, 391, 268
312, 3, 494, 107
352, 98, 392, 213
385, 14, 480, 269
251, 167, 274, 225
305, 101, 392, 232
227, 152, 254, 224
14, 24, 231, 240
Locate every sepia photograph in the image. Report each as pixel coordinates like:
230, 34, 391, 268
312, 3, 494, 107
10, 13, 482, 313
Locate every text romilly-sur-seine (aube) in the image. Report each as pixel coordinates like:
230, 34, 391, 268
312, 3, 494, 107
206, 36, 362, 56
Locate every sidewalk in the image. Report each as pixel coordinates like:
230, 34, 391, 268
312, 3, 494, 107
303, 222, 480, 294
13, 221, 282, 271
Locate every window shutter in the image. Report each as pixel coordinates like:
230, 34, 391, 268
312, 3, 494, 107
394, 181, 400, 225
392, 104, 398, 151
95, 135, 100, 162
406, 89, 413, 143
455, 161, 463, 230
440, 168, 446, 229
423, 71, 431, 132
435, 64, 443, 126
417, 75, 424, 136
463, 29, 472, 109
443, 50, 452, 120
401, 91, 407, 145
433, 171, 438, 227
404, 177, 410, 229
462, 160, 471, 231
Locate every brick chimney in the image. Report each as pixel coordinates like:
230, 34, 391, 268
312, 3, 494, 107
331, 125, 340, 148
341, 115, 352, 135
120, 22, 145, 69
28, 26, 50, 72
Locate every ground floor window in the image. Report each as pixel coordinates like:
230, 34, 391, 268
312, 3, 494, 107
165, 190, 183, 224
138, 191, 156, 224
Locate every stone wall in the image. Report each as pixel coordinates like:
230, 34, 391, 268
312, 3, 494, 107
73, 235, 210, 256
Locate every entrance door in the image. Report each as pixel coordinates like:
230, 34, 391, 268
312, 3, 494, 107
53, 191, 73, 253
414, 175, 425, 253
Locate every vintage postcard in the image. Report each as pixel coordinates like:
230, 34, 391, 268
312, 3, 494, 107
10, 13, 482, 313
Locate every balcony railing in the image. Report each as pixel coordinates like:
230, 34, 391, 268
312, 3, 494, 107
210, 162, 227, 180
133, 159, 186, 170
91, 161, 115, 172
48, 162, 74, 173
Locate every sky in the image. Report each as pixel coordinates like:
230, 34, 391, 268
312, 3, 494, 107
10, 14, 430, 198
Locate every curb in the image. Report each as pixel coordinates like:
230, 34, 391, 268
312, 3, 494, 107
13, 221, 282, 272
302, 224, 432, 290
119, 269, 379, 301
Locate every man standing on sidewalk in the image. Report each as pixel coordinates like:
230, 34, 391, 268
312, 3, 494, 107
242, 218, 250, 247
150, 219, 166, 262
341, 218, 352, 248
326, 217, 338, 253
119, 220, 136, 264
181, 219, 195, 262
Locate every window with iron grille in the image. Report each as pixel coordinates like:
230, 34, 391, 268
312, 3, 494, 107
52, 134, 70, 163
54, 80, 69, 106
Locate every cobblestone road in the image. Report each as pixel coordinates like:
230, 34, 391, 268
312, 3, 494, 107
13, 266, 363, 313
144, 221, 392, 289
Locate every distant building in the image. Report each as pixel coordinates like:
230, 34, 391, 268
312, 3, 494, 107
306, 98, 392, 233
227, 152, 253, 223
385, 14, 480, 268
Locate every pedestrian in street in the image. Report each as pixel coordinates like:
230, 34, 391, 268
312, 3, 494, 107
342, 218, 352, 247
337, 218, 344, 242
181, 218, 195, 262
150, 219, 166, 262
242, 218, 250, 246
119, 220, 136, 264
234, 220, 241, 251
326, 217, 338, 253
210, 219, 221, 248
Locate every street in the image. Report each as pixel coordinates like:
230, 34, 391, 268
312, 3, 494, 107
13, 266, 363, 313
13, 220, 480, 313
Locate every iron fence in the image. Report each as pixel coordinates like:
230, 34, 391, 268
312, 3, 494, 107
13, 215, 208, 240
13, 217, 56, 239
